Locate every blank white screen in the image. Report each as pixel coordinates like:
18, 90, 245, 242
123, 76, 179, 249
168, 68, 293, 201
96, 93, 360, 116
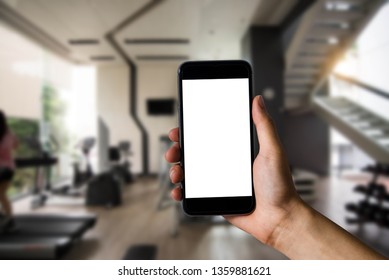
182, 78, 252, 198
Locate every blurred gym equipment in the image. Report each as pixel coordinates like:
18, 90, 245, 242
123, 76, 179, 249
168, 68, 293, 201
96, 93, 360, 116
86, 171, 122, 207
19, 136, 96, 206
109, 141, 134, 186
72, 137, 95, 188
346, 163, 389, 228
0, 214, 96, 259
1, 156, 97, 259
118, 141, 134, 184
0, 134, 97, 259
291, 167, 318, 202
15, 157, 58, 208
122, 244, 157, 260
50, 137, 97, 199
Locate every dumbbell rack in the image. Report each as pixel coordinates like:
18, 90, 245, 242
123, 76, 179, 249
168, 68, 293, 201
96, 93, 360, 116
346, 163, 389, 228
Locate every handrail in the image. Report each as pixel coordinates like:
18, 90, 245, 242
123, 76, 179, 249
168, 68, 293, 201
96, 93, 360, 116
334, 72, 389, 100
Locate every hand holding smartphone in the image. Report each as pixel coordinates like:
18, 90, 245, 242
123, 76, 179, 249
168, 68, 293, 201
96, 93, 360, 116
178, 60, 255, 215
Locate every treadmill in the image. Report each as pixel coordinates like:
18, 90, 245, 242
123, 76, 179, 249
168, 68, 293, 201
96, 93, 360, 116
0, 157, 97, 259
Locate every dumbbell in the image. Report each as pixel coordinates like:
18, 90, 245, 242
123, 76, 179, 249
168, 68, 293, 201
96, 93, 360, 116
354, 183, 389, 200
354, 184, 374, 196
380, 164, 389, 176
345, 201, 380, 222
373, 207, 389, 226
374, 185, 389, 201
363, 164, 389, 176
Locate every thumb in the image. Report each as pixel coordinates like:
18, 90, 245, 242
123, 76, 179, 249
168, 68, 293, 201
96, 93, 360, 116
252, 96, 282, 157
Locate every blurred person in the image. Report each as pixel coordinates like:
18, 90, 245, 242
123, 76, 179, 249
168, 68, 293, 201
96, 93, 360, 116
165, 96, 386, 260
0, 110, 18, 231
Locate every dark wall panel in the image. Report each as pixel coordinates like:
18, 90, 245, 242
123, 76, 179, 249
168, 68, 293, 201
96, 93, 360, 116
242, 27, 285, 154
283, 112, 330, 175
242, 26, 329, 175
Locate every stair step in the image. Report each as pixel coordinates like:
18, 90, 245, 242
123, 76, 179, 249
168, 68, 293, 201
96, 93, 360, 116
373, 133, 389, 140
317, 11, 364, 21
324, 0, 370, 10
285, 75, 316, 84
285, 83, 311, 93
378, 139, 389, 145
307, 27, 351, 39
299, 51, 329, 57
301, 44, 337, 55
314, 21, 351, 30
337, 0, 371, 4
293, 63, 321, 69
285, 90, 311, 96
297, 56, 327, 65
364, 129, 387, 137
338, 108, 365, 116
343, 113, 378, 121
287, 68, 320, 75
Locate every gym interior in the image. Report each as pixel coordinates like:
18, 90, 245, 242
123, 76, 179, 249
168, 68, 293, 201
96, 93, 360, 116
0, 0, 389, 260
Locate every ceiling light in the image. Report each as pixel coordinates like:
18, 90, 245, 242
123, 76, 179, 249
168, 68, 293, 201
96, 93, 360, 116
325, 1, 352, 11
90, 55, 115, 61
124, 38, 189, 44
136, 55, 189, 61
328, 36, 339, 45
69, 39, 99, 45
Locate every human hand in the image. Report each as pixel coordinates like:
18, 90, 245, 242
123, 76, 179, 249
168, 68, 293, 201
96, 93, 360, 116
165, 96, 302, 246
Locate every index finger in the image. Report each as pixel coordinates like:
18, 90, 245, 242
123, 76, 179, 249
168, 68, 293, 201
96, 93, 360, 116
169, 127, 179, 143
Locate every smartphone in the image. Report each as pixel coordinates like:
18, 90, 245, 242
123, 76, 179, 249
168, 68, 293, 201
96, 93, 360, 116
178, 60, 255, 215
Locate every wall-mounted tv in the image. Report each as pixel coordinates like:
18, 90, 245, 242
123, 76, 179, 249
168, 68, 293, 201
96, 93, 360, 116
147, 98, 175, 116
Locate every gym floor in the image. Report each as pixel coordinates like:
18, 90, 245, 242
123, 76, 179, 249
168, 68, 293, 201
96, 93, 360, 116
13, 175, 389, 260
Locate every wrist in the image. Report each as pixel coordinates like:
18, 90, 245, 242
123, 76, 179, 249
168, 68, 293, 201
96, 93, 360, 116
266, 198, 314, 255
265, 198, 386, 260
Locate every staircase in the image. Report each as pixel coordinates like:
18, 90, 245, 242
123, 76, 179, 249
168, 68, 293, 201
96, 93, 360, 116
313, 96, 389, 162
285, 0, 389, 163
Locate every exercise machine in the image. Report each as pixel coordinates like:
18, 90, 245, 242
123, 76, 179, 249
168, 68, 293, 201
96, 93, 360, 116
49, 137, 96, 198
72, 137, 95, 188
119, 141, 134, 184
0, 157, 97, 259
109, 141, 134, 185
15, 157, 58, 208
86, 171, 122, 207
0, 214, 96, 259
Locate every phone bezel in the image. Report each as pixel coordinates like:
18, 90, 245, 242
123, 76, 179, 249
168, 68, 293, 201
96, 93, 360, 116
178, 60, 256, 215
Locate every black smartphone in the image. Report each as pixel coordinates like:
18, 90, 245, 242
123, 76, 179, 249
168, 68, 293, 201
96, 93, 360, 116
178, 60, 255, 215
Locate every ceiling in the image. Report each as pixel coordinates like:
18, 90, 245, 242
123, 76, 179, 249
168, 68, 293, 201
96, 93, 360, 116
1, 0, 298, 65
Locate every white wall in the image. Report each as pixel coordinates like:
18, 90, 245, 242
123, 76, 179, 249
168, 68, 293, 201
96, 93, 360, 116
97, 65, 142, 173
138, 62, 179, 174
0, 23, 42, 119
96, 62, 179, 175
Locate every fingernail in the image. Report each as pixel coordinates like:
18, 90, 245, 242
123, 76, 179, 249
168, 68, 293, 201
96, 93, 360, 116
170, 168, 176, 178
258, 95, 267, 111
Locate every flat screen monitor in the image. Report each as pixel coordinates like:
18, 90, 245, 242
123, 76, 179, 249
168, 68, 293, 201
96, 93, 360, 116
147, 99, 175, 116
